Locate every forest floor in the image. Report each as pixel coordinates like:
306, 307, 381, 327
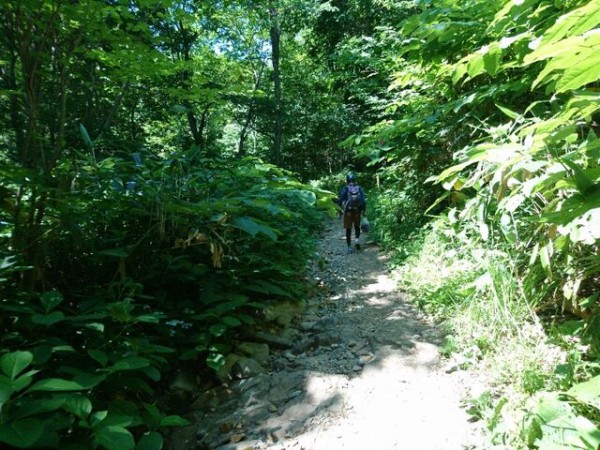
172, 219, 489, 449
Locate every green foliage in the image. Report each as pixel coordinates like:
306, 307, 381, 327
521, 390, 600, 450
1, 148, 327, 447
390, 217, 600, 448
0, 290, 189, 449
307, 0, 600, 447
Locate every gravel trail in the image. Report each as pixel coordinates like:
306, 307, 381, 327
170, 219, 486, 449
271, 219, 485, 449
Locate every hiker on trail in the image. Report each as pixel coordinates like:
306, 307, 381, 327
337, 173, 366, 254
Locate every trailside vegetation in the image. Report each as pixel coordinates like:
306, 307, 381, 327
341, 0, 600, 448
2, 0, 600, 448
0, 0, 333, 447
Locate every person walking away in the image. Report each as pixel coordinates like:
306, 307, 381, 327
338, 173, 366, 254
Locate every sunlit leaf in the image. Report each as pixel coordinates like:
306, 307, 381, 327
567, 375, 600, 410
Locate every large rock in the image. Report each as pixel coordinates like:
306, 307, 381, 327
236, 342, 270, 367
231, 357, 266, 379
263, 300, 305, 327
254, 331, 294, 349
214, 353, 244, 382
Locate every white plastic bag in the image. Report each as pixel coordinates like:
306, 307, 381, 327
360, 216, 370, 232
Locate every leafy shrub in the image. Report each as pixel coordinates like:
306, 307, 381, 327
1, 149, 331, 448
0, 291, 188, 449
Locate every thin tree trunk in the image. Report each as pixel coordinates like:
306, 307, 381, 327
269, 0, 282, 165
238, 63, 266, 158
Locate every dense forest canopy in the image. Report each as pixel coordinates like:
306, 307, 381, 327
1, 0, 599, 448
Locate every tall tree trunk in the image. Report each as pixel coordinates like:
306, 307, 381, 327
238, 63, 266, 158
3, 1, 74, 290
178, 20, 203, 149
269, 0, 282, 165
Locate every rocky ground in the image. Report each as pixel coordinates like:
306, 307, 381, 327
167, 219, 487, 449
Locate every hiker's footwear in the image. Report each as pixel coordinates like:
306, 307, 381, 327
354, 239, 361, 250
346, 247, 353, 254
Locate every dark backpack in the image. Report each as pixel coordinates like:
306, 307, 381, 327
346, 185, 362, 211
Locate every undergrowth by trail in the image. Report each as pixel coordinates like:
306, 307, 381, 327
379, 217, 600, 450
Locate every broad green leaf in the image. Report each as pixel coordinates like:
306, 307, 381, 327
245, 279, 292, 298
134, 314, 163, 324
209, 323, 227, 337
532, 392, 572, 422
563, 92, 600, 120
206, 353, 225, 370
0, 418, 44, 447
526, 35, 585, 64
231, 216, 277, 240
221, 316, 242, 327
293, 189, 317, 206
72, 372, 107, 389
561, 159, 594, 194
10, 396, 65, 419
11, 371, 35, 393
63, 394, 93, 419
483, 43, 502, 76
97, 247, 131, 258
539, 244, 552, 278
88, 349, 108, 367
567, 375, 600, 410
28, 378, 86, 392
0, 376, 12, 403
85, 322, 105, 332
142, 403, 162, 426
91, 410, 108, 427
545, 124, 578, 145
530, 32, 600, 91
31, 311, 65, 326
540, 189, 600, 225
496, 104, 520, 119
539, 0, 600, 47
39, 291, 63, 313
111, 357, 151, 372
556, 45, 600, 92
143, 366, 161, 382
159, 415, 190, 427
95, 425, 135, 450
453, 93, 477, 113
466, 53, 485, 78
80, 123, 94, 148
571, 415, 600, 448
452, 62, 467, 85
0, 351, 33, 380
137, 431, 163, 450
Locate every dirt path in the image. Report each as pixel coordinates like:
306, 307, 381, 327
270, 220, 485, 449
170, 219, 486, 449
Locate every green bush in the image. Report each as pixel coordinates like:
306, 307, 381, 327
1, 151, 331, 448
